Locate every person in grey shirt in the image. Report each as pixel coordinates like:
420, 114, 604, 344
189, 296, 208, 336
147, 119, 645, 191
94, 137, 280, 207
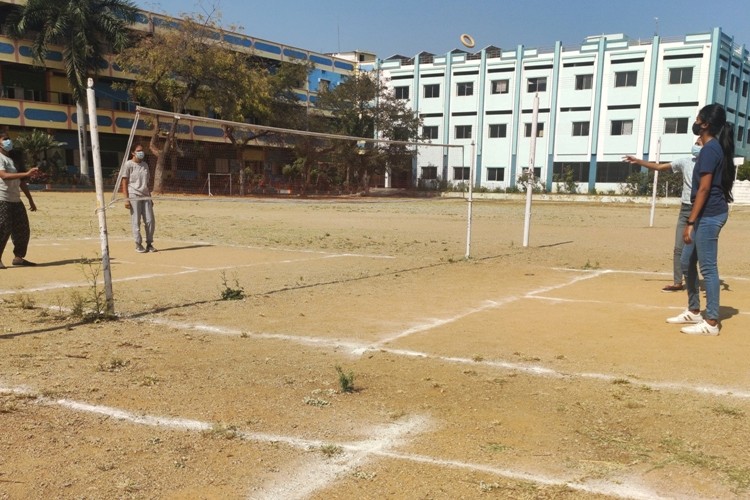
120, 144, 156, 253
623, 138, 701, 292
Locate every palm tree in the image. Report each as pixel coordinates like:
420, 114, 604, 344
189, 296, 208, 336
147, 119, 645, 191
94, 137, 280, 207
15, 130, 67, 183
7, 0, 137, 184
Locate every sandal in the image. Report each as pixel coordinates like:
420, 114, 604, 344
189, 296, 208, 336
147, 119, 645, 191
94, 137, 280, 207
661, 284, 684, 292
12, 258, 37, 267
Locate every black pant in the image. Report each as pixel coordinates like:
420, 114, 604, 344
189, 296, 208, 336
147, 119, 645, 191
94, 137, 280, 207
0, 201, 30, 260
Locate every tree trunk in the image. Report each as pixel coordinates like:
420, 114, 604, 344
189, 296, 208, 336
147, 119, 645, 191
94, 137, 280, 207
150, 118, 179, 194
75, 101, 90, 185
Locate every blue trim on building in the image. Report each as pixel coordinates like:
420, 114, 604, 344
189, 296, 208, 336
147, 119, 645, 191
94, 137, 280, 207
0, 42, 13, 54
45, 50, 63, 62
24, 108, 68, 122
706, 28, 721, 104
115, 117, 150, 130
545, 41, 562, 191
95, 115, 112, 127
310, 55, 332, 66
157, 122, 190, 134
0, 105, 20, 119
442, 55, 452, 180
475, 49, 487, 187
509, 45, 524, 186
254, 41, 281, 55
588, 36, 607, 191
193, 126, 224, 137
283, 48, 307, 60
224, 34, 252, 48
334, 61, 354, 71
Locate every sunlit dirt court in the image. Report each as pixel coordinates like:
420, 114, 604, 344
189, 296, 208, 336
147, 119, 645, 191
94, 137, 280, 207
1, 191, 749, 499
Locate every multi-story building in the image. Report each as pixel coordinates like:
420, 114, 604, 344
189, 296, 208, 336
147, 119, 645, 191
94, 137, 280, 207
379, 29, 750, 192
0, 0, 356, 186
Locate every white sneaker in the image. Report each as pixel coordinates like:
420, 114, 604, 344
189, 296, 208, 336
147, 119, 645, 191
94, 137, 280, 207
681, 320, 720, 336
666, 309, 703, 324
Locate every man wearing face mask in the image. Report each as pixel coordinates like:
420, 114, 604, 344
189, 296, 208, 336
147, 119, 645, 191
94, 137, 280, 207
120, 144, 156, 253
623, 137, 702, 292
0, 132, 39, 269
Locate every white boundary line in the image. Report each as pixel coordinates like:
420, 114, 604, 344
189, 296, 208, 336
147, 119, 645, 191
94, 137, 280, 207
143, 316, 750, 399
0, 385, 668, 500
0, 252, 392, 296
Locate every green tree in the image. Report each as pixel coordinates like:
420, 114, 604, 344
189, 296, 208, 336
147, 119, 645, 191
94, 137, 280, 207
316, 72, 422, 193
14, 130, 67, 182
221, 58, 312, 194
116, 12, 305, 194
7, 0, 138, 183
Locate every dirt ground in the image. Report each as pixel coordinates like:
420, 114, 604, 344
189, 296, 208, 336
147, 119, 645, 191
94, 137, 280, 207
1, 191, 749, 500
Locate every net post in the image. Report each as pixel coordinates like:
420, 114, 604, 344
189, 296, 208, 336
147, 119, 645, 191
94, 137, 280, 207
523, 92, 539, 247
649, 138, 661, 227
86, 78, 115, 316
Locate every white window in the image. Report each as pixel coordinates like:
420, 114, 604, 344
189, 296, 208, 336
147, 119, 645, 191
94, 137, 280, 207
457, 82, 474, 96
664, 118, 689, 134
487, 168, 504, 181
575, 74, 593, 90
615, 71, 637, 87
611, 120, 633, 135
421, 166, 437, 179
455, 125, 472, 139
394, 86, 410, 99
424, 84, 440, 98
730, 74, 740, 92
453, 167, 470, 180
422, 126, 438, 140
572, 122, 590, 136
527, 77, 547, 92
488, 124, 507, 138
491, 79, 509, 94
668, 67, 693, 84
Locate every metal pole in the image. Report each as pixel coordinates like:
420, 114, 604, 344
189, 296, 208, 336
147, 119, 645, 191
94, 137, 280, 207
86, 78, 115, 315
465, 142, 474, 259
523, 93, 539, 247
649, 138, 661, 227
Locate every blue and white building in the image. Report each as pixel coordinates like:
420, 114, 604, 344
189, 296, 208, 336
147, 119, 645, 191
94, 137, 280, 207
379, 29, 750, 192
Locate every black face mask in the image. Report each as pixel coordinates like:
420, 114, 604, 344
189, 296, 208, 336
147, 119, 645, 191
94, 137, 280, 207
692, 122, 704, 136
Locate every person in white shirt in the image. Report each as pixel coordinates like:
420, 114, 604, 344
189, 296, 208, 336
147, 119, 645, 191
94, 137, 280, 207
623, 138, 702, 292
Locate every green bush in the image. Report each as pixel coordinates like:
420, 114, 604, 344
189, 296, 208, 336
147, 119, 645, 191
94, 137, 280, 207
737, 161, 750, 182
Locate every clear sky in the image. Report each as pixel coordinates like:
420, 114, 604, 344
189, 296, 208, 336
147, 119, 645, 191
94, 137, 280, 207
136, 0, 750, 58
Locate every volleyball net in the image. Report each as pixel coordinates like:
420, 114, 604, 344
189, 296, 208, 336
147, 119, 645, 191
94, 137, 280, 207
111, 107, 468, 201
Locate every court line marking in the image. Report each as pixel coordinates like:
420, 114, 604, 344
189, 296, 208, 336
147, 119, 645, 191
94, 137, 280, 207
140, 321, 750, 401
0, 253, 389, 296
28, 236, 396, 259
0, 385, 667, 500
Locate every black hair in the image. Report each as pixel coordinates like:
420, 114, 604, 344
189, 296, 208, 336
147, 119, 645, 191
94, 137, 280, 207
697, 103, 736, 202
